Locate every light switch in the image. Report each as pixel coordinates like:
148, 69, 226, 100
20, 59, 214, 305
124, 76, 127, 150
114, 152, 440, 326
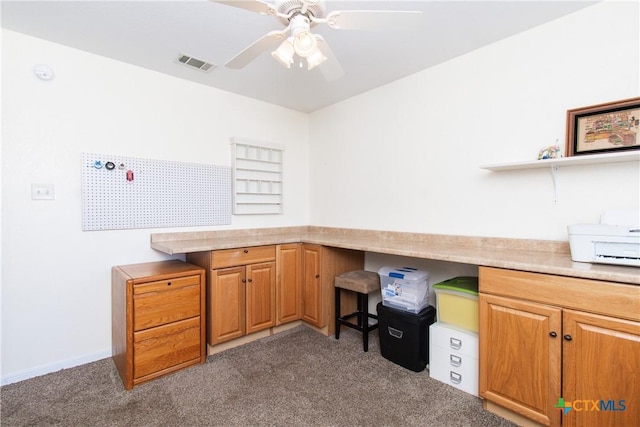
31, 183, 55, 200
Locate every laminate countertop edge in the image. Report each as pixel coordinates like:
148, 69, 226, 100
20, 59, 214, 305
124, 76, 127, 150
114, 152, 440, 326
150, 228, 640, 286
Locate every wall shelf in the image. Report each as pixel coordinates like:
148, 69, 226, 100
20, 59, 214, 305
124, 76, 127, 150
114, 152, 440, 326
480, 151, 639, 203
480, 150, 640, 171
231, 138, 284, 215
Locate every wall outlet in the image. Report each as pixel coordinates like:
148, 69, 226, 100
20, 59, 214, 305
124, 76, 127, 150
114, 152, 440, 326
31, 183, 55, 200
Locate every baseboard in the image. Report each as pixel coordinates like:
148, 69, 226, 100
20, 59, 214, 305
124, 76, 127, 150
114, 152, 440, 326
207, 320, 308, 356
1, 349, 112, 386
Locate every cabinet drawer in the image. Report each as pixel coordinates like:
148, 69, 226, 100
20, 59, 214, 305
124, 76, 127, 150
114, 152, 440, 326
479, 266, 640, 321
430, 344, 479, 396
133, 275, 201, 331
429, 323, 478, 358
211, 245, 276, 269
133, 317, 201, 380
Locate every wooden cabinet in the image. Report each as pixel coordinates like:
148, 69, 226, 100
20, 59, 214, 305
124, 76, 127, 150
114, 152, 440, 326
301, 244, 364, 334
302, 244, 322, 326
276, 243, 302, 325
479, 266, 640, 427
111, 260, 206, 390
563, 309, 640, 427
188, 246, 276, 345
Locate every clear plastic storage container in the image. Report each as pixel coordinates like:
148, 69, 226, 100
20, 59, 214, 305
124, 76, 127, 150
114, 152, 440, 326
378, 266, 430, 314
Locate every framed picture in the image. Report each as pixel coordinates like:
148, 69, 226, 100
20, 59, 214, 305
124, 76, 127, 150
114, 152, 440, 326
565, 97, 640, 156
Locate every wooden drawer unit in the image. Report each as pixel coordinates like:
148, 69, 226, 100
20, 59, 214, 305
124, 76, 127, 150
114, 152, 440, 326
211, 245, 276, 269
133, 317, 201, 379
133, 275, 201, 331
112, 260, 206, 390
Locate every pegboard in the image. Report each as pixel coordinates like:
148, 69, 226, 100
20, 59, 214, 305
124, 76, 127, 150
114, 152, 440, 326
81, 153, 231, 231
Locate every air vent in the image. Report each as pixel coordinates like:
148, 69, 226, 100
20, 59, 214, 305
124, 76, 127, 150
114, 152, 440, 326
177, 54, 216, 72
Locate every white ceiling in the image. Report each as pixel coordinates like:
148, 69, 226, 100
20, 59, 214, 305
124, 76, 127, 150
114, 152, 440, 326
1, 0, 597, 113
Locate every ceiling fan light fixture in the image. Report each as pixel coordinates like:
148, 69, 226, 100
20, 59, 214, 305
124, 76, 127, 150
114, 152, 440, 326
306, 46, 327, 70
271, 39, 295, 68
293, 30, 317, 57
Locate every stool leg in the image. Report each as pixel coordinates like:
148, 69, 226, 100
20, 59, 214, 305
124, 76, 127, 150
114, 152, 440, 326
362, 293, 369, 352
356, 293, 363, 328
334, 287, 341, 340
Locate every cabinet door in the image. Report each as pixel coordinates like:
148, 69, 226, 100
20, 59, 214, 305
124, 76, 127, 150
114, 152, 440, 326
246, 261, 276, 334
276, 244, 302, 325
562, 309, 640, 427
210, 266, 246, 345
479, 293, 562, 426
302, 245, 323, 327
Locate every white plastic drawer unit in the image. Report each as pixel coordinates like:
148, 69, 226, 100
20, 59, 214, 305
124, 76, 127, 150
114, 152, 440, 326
429, 323, 479, 396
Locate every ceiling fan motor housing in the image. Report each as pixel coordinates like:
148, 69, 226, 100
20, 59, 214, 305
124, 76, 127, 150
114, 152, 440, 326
276, 0, 326, 25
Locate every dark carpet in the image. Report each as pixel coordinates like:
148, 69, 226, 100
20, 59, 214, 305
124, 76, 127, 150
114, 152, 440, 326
1, 325, 514, 426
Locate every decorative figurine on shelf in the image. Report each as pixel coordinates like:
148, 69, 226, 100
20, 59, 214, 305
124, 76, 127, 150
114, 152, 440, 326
538, 140, 563, 160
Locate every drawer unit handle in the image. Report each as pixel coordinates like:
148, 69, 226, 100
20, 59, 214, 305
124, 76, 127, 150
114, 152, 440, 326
388, 327, 403, 339
244, 249, 249, 253
449, 354, 462, 367
449, 337, 462, 350
450, 371, 462, 384
167, 282, 172, 286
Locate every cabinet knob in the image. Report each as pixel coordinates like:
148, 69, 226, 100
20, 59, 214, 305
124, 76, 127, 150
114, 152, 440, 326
549, 331, 557, 338
564, 335, 573, 341
242, 279, 247, 283
248, 278, 253, 283
315, 274, 320, 279
244, 249, 249, 254
167, 282, 172, 286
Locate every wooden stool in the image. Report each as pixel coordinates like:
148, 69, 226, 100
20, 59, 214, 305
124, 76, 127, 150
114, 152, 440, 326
334, 270, 380, 352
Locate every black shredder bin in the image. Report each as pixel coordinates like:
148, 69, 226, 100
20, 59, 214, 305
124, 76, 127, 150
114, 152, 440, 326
376, 302, 436, 372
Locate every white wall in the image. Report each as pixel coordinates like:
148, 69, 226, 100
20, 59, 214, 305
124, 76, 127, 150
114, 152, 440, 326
309, 1, 639, 241
1, 30, 310, 384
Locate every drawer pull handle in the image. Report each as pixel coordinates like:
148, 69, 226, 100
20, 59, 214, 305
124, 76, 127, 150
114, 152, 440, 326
450, 371, 462, 384
449, 354, 462, 367
388, 327, 403, 339
167, 282, 172, 286
549, 331, 557, 338
564, 335, 573, 341
449, 337, 462, 350
244, 249, 249, 254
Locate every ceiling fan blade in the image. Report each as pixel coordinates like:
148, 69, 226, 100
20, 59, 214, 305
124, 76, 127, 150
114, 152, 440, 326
324, 10, 423, 31
225, 29, 289, 69
316, 36, 344, 82
211, 0, 276, 15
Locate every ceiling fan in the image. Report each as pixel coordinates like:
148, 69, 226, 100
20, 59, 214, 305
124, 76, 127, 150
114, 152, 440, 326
213, 0, 423, 81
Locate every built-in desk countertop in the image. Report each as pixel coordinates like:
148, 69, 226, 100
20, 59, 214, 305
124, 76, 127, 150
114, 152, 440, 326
151, 226, 640, 286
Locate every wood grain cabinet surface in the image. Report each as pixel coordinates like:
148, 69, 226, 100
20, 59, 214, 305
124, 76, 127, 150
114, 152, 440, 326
188, 245, 277, 345
276, 243, 303, 325
111, 260, 206, 390
479, 266, 640, 427
301, 244, 364, 335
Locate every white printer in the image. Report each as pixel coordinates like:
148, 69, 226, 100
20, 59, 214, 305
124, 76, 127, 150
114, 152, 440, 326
568, 209, 640, 267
